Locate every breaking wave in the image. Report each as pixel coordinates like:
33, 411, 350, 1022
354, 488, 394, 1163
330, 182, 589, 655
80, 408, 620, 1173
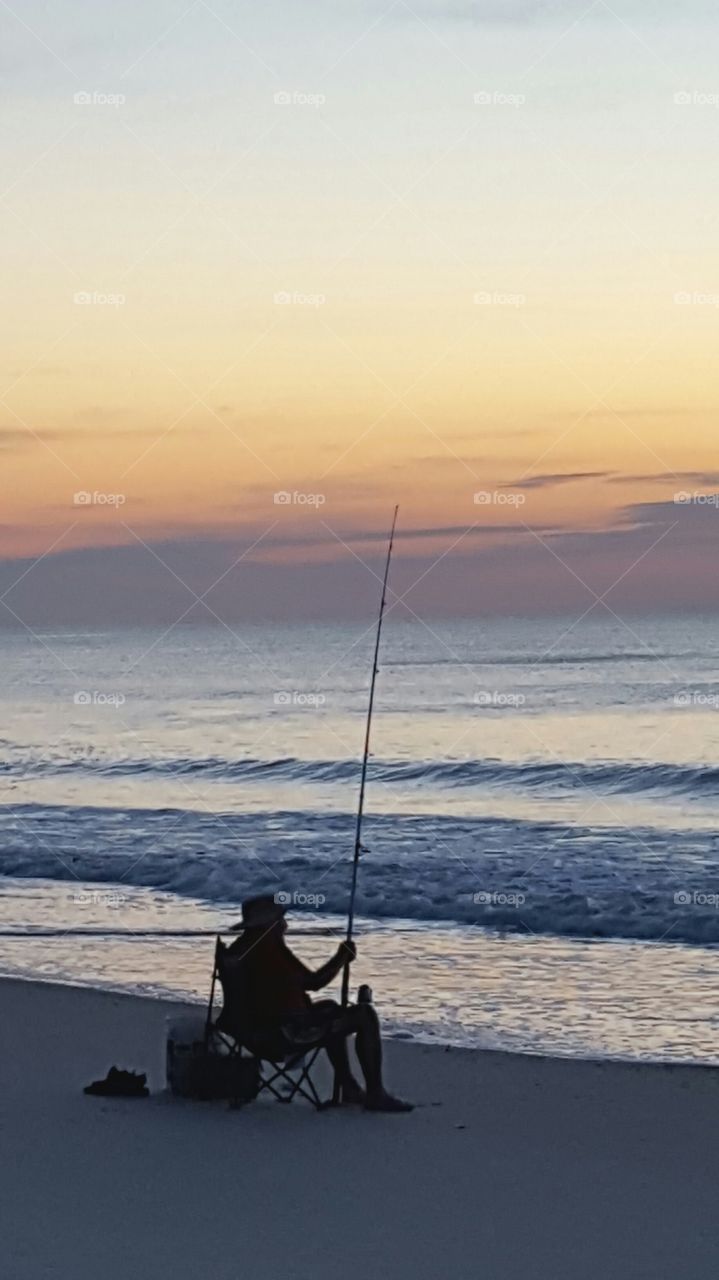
1, 801, 718, 947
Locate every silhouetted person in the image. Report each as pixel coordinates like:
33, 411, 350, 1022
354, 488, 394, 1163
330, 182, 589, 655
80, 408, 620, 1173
227, 895, 412, 1112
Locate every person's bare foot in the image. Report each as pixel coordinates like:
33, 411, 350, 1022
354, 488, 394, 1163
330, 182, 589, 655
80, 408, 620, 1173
365, 1091, 413, 1113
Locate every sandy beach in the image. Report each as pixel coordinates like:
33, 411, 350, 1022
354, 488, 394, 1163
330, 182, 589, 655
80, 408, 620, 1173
1, 977, 718, 1279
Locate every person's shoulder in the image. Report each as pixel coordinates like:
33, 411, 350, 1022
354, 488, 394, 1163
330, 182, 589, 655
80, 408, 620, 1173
226, 935, 255, 959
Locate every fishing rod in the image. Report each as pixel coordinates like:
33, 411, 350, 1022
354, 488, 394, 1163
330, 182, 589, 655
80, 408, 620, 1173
340, 505, 399, 1009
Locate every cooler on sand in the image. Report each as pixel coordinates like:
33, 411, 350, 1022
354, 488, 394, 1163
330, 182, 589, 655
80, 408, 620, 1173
166, 1014, 258, 1102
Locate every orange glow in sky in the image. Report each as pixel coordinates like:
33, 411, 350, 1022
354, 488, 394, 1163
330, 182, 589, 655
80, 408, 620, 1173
2, 1, 718, 619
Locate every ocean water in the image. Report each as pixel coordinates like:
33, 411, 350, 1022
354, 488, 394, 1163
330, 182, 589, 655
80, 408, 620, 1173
1, 614, 719, 1062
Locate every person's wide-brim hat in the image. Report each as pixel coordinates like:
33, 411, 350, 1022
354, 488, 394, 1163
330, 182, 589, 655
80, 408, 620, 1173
241, 894, 287, 929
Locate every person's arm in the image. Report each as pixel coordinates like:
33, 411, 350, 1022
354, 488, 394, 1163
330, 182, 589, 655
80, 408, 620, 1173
301, 941, 356, 992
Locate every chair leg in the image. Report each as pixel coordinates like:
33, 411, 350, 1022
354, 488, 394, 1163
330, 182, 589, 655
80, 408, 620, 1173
292, 1049, 325, 1109
257, 1050, 327, 1110
258, 1065, 297, 1103
294, 1066, 325, 1110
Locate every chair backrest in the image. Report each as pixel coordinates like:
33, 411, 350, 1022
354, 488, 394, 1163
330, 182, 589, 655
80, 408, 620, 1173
211, 936, 310, 1069
214, 936, 255, 1034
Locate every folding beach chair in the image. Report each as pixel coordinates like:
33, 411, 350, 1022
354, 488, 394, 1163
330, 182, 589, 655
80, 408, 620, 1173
205, 936, 331, 1110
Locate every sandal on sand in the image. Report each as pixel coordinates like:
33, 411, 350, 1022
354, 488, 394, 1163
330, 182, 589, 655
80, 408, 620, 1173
84, 1067, 149, 1098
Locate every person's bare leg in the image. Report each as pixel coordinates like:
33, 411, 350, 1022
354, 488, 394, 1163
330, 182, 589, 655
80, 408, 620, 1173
353, 1004, 383, 1095
348, 1005, 413, 1111
320, 1001, 412, 1111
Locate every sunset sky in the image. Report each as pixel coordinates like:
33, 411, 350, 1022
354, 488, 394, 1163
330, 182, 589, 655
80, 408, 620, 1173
1, 0, 718, 622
